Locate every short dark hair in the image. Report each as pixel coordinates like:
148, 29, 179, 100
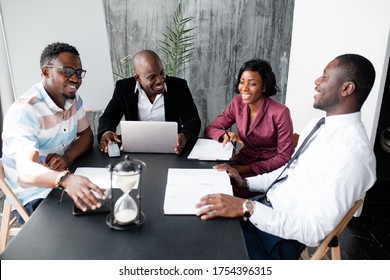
335, 54, 376, 108
233, 59, 279, 97
40, 42, 80, 67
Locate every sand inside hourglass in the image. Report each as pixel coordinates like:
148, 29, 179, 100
113, 171, 140, 224
113, 171, 140, 192
115, 209, 137, 224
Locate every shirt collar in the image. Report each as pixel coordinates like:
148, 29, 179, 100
134, 81, 167, 94
325, 112, 361, 127
37, 82, 74, 111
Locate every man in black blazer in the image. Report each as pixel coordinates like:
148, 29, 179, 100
97, 50, 201, 154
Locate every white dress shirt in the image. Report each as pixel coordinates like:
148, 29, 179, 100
246, 112, 376, 246
136, 81, 166, 121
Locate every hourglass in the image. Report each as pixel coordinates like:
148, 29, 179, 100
106, 155, 146, 230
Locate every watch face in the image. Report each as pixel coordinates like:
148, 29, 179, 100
245, 201, 255, 212
243, 200, 255, 221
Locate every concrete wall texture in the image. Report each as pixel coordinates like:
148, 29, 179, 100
103, 0, 294, 135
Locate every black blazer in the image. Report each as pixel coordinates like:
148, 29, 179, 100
97, 76, 201, 142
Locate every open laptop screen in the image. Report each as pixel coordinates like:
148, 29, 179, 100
120, 121, 178, 153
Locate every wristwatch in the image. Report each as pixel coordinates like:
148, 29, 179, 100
242, 199, 256, 221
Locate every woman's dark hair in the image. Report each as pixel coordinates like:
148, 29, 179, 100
233, 59, 279, 97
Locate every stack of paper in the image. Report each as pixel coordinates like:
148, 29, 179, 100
187, 138, 234, 161
163, 168, 233, 215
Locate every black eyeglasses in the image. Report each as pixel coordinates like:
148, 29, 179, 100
44, 65, 87, 79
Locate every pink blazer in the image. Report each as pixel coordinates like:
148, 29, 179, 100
204, 95, 294, 175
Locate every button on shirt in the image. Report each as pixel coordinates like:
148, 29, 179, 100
136, 81, 166, 121
246, 112, 376, 246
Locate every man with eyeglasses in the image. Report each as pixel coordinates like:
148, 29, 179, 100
2, 42, 106, 222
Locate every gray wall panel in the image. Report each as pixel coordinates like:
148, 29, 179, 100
103, 0, 294, 135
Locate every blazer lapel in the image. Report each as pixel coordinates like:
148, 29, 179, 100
247, 97, 269, 135
129, 87, 140, 120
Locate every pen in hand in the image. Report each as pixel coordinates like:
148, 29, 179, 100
222, 126, 237, 151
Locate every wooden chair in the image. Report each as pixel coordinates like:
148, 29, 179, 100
0, 160, 30, 254
293, 133, 300, 148
300, 199, 364, 260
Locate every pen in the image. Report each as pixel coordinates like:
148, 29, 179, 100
222, 126, 231, 140
222, 126, 237, 151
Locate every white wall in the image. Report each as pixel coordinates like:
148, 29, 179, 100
0, 0, 114, 111
1, 0, 389, 142
286, 0, 390, 145
0, 7, 13, 116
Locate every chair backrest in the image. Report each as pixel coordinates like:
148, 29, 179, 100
86, 109, 104, 136
0, 159, 31, 253
302, 199, 364, 260
0, 160, 30, 222
293, 133, 300, 148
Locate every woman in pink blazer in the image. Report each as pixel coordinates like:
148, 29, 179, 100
204, 59, 294, 197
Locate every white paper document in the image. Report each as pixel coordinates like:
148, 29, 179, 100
74, 167, 139, 190
73, 167, 116, 199
74, 167, 111, 188
187, 138, 234, 161
163, 168, 233, 215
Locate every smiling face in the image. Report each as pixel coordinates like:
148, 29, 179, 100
135, 56, 166, 97
238, 70, 264, 106
41, 52, 83, 107
313, 59, 345, 115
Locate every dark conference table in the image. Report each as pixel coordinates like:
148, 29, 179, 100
0, 144, 248, 260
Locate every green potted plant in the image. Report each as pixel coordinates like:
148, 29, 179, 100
112, 1, 197, 80
159, 1, 197, 77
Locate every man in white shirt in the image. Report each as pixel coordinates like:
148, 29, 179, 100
196, 54, 376, 259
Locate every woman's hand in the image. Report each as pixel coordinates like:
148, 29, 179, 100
222, 131, 243, 147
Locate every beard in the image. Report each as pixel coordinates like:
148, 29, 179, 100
313, 93, 340, 111
60, 91, 76, 100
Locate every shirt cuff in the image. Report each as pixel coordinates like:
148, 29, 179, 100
249, 201, 274, 228
246, 176, 259, 191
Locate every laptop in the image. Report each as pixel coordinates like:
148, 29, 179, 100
120, 121, 178, 153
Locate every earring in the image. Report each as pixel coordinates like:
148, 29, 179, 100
263, 88, 266, 92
